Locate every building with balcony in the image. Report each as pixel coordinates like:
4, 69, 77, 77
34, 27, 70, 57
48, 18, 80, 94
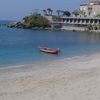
80, 0, 100, 17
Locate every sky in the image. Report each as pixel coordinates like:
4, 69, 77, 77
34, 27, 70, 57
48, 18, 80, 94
0, 0, 87, 20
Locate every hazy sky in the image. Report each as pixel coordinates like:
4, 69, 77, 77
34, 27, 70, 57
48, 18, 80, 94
0, 0, 87, 20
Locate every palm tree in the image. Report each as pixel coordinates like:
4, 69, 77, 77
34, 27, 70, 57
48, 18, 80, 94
43, 9, 47, 15
47, 8, 53, 15
56, 10, 61, 16
50, 9, 53, 15
60, 10, 64, 16
72, 9, 80, 17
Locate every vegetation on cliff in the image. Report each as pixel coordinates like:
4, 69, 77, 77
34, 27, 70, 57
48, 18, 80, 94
9, 14, 51, 29
23, 14, 51, 28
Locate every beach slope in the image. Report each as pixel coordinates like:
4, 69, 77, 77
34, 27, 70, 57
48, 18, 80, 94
0, 54, 100, 100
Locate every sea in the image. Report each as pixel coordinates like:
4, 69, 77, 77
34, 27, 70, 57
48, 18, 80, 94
0, 20, 100, 67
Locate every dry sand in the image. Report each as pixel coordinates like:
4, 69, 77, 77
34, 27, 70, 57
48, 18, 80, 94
0, 54, 100, 100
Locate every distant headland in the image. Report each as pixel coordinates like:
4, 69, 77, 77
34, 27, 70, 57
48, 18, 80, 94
8, 0, 100, 32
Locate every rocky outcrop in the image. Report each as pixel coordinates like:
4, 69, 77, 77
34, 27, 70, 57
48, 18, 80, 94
8, 14, 51, 29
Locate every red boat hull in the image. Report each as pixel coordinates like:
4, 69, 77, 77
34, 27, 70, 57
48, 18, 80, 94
38, 46, 60, 54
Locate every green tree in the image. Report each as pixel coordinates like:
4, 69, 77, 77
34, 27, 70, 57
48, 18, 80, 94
62, 10, 71, 16
72, 9, 80, 17
23, 14, 50, 28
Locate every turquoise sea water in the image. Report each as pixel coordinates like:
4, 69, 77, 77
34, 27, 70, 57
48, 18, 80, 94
1, 23, 100, 67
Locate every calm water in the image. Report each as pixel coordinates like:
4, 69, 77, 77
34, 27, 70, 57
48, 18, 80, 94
1, 25, 100, 67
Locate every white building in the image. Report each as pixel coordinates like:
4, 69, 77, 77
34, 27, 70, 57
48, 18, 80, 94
80, 0, 100, 17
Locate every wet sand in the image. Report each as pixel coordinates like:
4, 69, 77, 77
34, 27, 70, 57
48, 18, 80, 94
0, 53, 100, 100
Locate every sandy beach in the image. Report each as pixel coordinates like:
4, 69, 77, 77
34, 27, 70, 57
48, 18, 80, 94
0, 53, 100, 100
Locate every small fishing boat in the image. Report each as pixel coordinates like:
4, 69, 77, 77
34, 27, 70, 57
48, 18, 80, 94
38, 46, 60, 54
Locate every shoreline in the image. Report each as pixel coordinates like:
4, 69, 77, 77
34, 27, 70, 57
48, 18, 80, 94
0, 52, 96, 71
0, 50, 90, 69
0, 52, 100, 100
8, 26, 100, 33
